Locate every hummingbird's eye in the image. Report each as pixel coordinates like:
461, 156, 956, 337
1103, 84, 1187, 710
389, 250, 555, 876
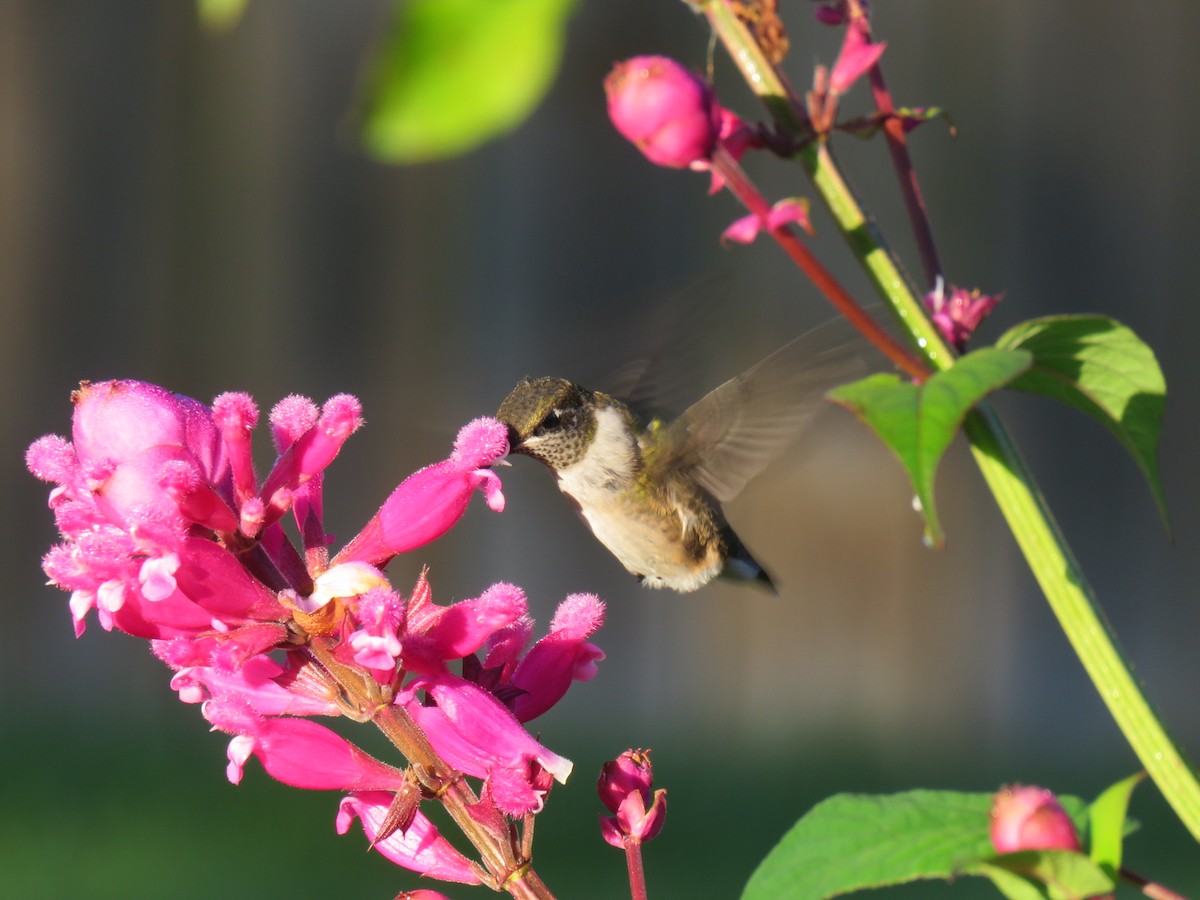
535, 407, 579, 437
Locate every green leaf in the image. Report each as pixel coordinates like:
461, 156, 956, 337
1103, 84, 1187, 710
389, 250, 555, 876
1087, 771, 1145, 877
995, 315, 1169, 531
358, 0, 575, 163
971, 851, 1115, 900
828, 347, 1031, 546
741, 790, 1000, 900
197, 0, 249, 32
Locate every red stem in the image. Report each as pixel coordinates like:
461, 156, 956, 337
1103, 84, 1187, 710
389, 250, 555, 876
848, 0, 943, 287
623, 837, 648, 900
1120, 867, 1191, 900
710, 145, 929, 381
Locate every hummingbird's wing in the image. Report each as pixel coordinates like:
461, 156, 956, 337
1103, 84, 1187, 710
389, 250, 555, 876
654, 321, 869, 503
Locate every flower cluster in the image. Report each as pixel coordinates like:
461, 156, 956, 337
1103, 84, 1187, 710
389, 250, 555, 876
27, 380, 605, 888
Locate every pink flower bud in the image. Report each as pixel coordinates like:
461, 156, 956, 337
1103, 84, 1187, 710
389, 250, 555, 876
598, 749, 667, 846
924, 280, 1002, 353
990, 784, 1082, 854
72, 380, 224, 483
605, 56, 719, 168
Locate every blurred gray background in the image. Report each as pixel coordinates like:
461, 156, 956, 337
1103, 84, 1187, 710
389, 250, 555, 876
3, 1, 1198, 897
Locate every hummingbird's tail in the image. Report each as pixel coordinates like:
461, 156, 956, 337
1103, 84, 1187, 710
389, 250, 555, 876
719, 525, 777, 594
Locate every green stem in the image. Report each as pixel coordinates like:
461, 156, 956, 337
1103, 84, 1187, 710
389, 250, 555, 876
698, 0, 1200, 840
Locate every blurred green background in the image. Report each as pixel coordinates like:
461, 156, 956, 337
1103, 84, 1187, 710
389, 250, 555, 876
3, 1, 1198, 897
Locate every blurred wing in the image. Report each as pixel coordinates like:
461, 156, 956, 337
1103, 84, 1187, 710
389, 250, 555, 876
655, 320, 870, 503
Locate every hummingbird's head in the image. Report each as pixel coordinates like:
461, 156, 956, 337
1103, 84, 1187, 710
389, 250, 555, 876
496, 376, 596, 471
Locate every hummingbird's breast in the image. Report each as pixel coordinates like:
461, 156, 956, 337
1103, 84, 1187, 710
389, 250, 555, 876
553, 406, 725, 591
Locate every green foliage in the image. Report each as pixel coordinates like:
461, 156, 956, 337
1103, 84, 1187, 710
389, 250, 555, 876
828, 348, 1032, 546
358, 0, 576, 163
1086, 771, 1144, 877
742, 790, 1115, 900
996, 315, 1169, 530
974, 851, 1113, 900
742, 790, 999, 900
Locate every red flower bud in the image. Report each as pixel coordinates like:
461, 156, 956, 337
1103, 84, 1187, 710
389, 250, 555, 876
605, 56, 718, 168
598, 749, 667, 845
990, 784, 1082, 854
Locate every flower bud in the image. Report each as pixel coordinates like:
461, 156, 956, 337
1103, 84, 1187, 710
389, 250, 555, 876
925, 280, 1002, 353
598, 749, 667, 846
605, 56, 718, 168
990, 784, 1082, 854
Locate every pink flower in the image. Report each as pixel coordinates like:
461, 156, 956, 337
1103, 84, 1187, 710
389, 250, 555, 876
337, 792, 482, 885
29, 381, 604, 887
598, 749, 668, 846
333, 417, 508, 567
722, 198, 812, 245
990, 784, 1082, 854
502, 593, 606, 722
606, 56, 719, 168
828, 18, 886, 95
924, 279, 1002, 352
400, 672, 573, 815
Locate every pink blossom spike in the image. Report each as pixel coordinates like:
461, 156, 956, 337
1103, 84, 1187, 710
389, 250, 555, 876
212, 392, 260, 504
829, 21, 886, 95
509, 594, 605, 722
337, 792, 482, 885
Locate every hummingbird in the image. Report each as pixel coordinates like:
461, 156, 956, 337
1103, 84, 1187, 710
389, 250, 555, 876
495, 324, 862, 592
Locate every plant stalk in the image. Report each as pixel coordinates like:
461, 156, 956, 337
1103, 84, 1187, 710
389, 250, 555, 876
698, 0, 1200, 841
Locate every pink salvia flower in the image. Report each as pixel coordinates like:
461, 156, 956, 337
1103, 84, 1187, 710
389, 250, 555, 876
334, 417, 508, 567
828, 18, 887, 96
337, 792, 482, 885
206, 697, 407, 791
508, 593, 606, 722
598, 749, 668, 846
211, 392, 260, 505
990, 784, 1082, 854
924, 279, 1002, 352
346, 587, 405, 681
30, 381, 603, 887
722, 198, 812, 245
605, 55, 719, 169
